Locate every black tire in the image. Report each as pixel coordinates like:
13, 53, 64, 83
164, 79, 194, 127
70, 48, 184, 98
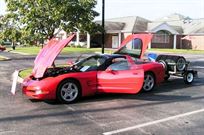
156, 55, 186, 72
158, 60, 168, 72
57, 79, 81, 104
184, 72, 194, 84
156, 55, 167, 62
174, 57, 186, 71
142, 72, 155, 92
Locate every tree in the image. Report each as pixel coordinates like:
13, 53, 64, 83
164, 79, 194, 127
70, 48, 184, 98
0, 15, 22, 49
5, 0, 99, 41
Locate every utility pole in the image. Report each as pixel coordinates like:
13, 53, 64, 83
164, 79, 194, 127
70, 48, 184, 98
102, 0, 105, 54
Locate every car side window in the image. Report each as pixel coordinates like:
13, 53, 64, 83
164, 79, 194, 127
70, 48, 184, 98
108, 58, 129, 71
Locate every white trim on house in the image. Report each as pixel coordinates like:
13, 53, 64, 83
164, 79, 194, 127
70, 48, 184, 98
87, 32, 90, 48
118, 32, 122, 46
150, 23, 180, 34
76, 30, 80, 45
173, 35, 177, 49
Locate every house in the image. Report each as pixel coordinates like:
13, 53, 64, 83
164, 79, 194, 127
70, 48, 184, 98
56, 13, 204, 50
93, 13, 204, 50
148, 14, 204, 50
94, 16, 150, 48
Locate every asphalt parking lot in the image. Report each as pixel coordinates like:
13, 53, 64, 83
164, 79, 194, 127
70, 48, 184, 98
0, 51, 204, 135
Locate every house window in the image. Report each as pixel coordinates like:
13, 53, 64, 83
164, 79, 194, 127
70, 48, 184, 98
152, 30, 170, 43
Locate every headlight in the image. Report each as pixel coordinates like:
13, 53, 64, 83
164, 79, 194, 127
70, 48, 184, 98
35, 89, 42, 95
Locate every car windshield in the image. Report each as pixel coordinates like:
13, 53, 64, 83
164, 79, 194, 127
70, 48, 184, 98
74, 56, 106, 72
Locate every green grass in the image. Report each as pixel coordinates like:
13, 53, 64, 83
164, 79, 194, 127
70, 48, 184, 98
149, 49, 204, 54
19, 68, 32, 79
9, 47, 110, 55
9, 46, 204, 55
9, 47, 40, 55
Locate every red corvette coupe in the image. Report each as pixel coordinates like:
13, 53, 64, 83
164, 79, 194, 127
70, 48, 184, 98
22, 34, 165, 103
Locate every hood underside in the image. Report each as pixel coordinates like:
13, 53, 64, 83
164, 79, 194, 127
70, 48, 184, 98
32, 34, 75, 78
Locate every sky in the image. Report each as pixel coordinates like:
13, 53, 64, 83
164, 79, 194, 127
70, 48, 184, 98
0, 0, 6, 15
95, 0, 204, 20
0, 0, 204, 20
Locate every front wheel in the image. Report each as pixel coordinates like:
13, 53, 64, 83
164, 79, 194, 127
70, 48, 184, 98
57, 79, 81, 104
142, 72, 155, 92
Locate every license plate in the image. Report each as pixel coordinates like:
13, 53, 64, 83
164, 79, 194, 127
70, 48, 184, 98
11, 70, 19, 95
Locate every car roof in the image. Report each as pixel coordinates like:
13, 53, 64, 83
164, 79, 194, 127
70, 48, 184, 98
92, 54, 126, 59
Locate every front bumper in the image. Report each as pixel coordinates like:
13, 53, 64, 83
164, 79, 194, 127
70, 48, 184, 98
22, 77, 55, 100
22, 87, 50, 99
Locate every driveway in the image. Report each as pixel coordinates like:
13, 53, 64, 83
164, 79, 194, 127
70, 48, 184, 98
0, 51, 204, 135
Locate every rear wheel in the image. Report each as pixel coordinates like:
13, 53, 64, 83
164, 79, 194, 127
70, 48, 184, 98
142, 72, 155, 92
57, 79, 81, 104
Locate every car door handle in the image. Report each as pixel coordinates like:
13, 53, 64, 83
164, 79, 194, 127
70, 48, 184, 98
133, 73, 138, 75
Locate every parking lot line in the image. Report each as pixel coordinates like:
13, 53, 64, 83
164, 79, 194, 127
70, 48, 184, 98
103, 108, 204, 135
0, 130, 15, 134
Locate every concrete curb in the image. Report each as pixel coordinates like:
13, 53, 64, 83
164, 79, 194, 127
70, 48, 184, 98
17, 68, 28, 83
0, 56, 11, 61
8, 51, 30, 55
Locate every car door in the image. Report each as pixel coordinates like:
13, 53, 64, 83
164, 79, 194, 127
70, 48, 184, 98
97, 57, 144, 94
73, 55, 106, 96
97, 34, 152, 94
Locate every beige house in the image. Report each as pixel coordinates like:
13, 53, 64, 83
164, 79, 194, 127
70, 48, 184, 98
56, 13, 204, 50
93, 13, 204, 50
93, 16, 150, 48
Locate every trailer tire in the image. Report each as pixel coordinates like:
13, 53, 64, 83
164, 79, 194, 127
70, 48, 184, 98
184, 71, 194, 84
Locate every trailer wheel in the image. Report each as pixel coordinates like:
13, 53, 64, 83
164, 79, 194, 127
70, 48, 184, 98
184, 71, 194, 84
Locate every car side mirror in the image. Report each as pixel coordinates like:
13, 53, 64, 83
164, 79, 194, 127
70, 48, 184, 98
67, 60, 74, 65
75, 54, 83, 63
106, 67, 113, 73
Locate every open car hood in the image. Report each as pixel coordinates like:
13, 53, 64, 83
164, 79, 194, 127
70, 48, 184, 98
32, 34, 75, 78
114, 34, 152, 59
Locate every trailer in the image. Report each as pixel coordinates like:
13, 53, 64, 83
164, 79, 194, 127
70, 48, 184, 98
156, 54, 198, 84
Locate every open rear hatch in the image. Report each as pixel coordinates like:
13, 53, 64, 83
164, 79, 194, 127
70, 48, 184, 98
114, 34, 152, 59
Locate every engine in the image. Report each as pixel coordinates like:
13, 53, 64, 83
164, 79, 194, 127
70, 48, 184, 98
43, 67, 76, 78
